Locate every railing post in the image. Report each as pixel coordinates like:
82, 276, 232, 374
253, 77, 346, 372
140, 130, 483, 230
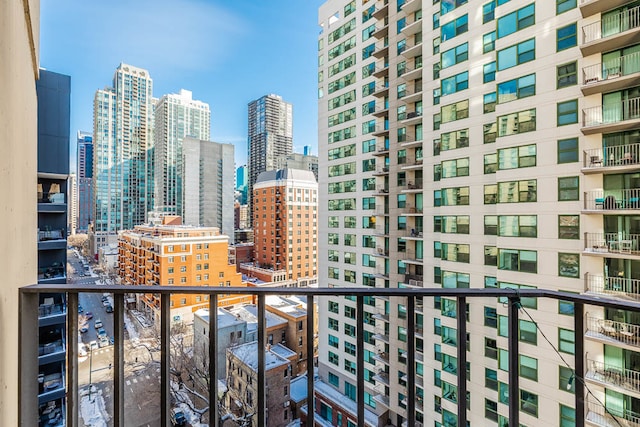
113, 293, 124, 427
575, 301, 585, 427
356, 296, 365, 427
67, 292, 79, 427
258, 294, 266, 427
209, 295, 219, 427
508, 296, 520, 426
457, 296, 467, 426
19, 290, 39, 427
306, 295, 315, 427
160, 293, 171, 427
406, 296, 416, 427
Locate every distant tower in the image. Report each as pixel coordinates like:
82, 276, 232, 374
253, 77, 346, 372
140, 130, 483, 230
182, 137, 235, 240
92, 63, 153, 253
76, 130, 93, 232
236, 165, 248, 204
247, 94, 293, 226
153, 89, 210, 216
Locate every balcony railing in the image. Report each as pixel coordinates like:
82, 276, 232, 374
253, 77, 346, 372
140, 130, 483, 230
584, 189, 640, 211
587, 398, 640, 426
586, 273, 640, 300
20, 284, 640, 427
584, 232, 640, 255
583, 97, 640, 128
583, 143, 640, 169
586, 315, 640, 348
586, 358, 640, 394
583, 51, 640, 85
582, 5, 640, 44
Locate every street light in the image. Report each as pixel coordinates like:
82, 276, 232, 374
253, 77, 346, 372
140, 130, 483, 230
88, 344, 93, 401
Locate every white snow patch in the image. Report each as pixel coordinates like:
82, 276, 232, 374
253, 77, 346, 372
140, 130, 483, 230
124, 313, 140, 341
79, 386, 109, 427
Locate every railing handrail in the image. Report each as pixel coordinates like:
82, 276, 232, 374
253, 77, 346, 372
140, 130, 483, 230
583, 96, 640, 127
582, 50, 640, 84
582, 5, 640, 44
19, 283, 640, 307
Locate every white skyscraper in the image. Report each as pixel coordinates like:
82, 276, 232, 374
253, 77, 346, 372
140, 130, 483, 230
153, 89, 210, 216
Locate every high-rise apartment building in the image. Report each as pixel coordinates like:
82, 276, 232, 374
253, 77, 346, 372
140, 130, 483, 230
154, 89, 210, 216
36, 69, 70, 423
316, 0, 640, 426
182, 137, 235, 239
247, 94, 293, 224
252, 169, 318, 281
92, 64, 153, 254
76, 131, 93, 233
68, 172, 77, 234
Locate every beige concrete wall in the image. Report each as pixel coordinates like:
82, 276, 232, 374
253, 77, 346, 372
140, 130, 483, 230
0, 0, 39, 424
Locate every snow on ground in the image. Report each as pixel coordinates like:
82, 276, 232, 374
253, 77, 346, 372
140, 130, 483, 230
124, 312, 140, 341
171, 380, 208, 427
130, 309, 152, 328
79, 386, 109, 427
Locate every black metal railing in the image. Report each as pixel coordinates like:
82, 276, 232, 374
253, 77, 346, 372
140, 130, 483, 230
19, 284, 640, 427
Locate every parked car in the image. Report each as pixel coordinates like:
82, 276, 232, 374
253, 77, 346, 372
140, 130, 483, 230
105, 305, 113, 313
109, 336, 114, 345
102, 299, 110, 307
170, 408, 187, 426
78, 305, 83, 313
97, 328, 107, 338
94, 320, 103, 329
99, 337, 109, 348
89, 340, 98, 351
84, 312, 93, 320
80, 326, 89, 334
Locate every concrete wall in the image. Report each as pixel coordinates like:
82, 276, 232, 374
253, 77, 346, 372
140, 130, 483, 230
0, 0, 40, 424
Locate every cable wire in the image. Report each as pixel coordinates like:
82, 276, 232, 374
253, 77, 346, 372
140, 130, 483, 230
506, 288, 624, 427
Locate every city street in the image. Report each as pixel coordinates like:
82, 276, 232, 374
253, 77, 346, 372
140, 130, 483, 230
68, 249, 165, 426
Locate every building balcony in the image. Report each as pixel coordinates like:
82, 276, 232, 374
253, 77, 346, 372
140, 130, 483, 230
402, 251, 424, 265
372, 2, 388, 20
398, 87, 423, 104
401, 157, 423, 170
582, 97, 640, 135
405, 229, 424, 240
371, 22, 389, 39
582, 51, 640, 96
372, 349, 389, 365
371, 126, 389, 137
584, 232, 640, 259
19, 284, 636, 427
372, 63, 389, 78
581, 6, 640, 56
372, 166, 389, 176
372, 85, 389, 98
586, 358, 640, 397
399, 64, 423, 82
586, 315, 640, 350
401, 204, 423, 216
400, 110, 423, 126
371, 105, 389, 117
400, 39, 423, 59
372, 144, 389, 156
401, 16, 422, 37
583, 189, 640, 213
372, 393, 391, 408
400, 137, 423, 148
587, 398, 640, 426
401, 0, 421, 14
373, 186, 389, 196
373, 246, 389, 257
582, 143, 640, 174
402, 178, 423, 192
372, 44, 389, 59
586, 273, 640, 301
580, 0, 629, 18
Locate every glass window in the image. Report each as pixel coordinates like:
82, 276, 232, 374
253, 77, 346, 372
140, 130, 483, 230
520, 389, 538, 417
558, 100, 578, 125
483, 31, 496, 53
497, 179, 537, 203
559, 328, 575, 354
441, 14, 468, 41
497, 4, 535, 38
483, 1, 496, 23
483, 62, 496, 83
559, 215, 579, 239
498, 249, 537, 273
520, 355, 538, 381
559, 253, 580, 278
557, 62, 577, 88
441, 72, 469, 95
484, 92, 496, 113
497, 74, 535, 103
560, 404, 576, 426
557, 138, 578, 163
498, 109, 536, 136
498, 215, 537, 237
558, 176, 579, 200
441, 43, 468, 69
557, 23, 577, 51
498, 144, 536, 169
497, 39, 535, 71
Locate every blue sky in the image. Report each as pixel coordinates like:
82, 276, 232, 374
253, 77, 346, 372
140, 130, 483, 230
40, 0, 324, 169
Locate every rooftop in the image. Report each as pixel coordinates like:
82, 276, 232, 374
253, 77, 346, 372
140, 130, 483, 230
266, 295, 307, 318
229, 304, 287, 331
194, 308, 246, 329
227, 341, 291, 372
